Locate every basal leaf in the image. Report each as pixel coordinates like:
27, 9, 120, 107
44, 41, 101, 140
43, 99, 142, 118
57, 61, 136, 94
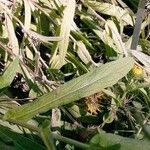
4, 57, 134, 121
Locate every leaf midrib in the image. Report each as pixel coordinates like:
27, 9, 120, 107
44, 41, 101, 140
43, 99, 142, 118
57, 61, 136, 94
8, 61, 130, 120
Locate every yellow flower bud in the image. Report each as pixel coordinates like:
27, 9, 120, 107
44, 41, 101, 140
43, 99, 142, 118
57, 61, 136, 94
132, 64, 143, 76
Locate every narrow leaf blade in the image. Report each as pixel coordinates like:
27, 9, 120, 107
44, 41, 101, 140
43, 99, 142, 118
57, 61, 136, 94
5, 14, 19, 55
0, 57, 19, 89
4, 57, 134, 121
53, 0, 76, 68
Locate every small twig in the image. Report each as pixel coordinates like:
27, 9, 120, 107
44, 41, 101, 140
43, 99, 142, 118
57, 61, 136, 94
60, 106, 84, 128
0, 41, 35, 75
52, 133, 90, 149
0, 41, 56, 88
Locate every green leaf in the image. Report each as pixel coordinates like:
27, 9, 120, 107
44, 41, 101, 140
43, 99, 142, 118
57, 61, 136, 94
23, 0, 31, 31
71, 31, 94, 51
132, 50, 150, 71
76, 41, 97, 66
140, 39, 150, 55
105, 20, 127, 56
50, 0, 76, 69
4, 57, 134, 121
86, 1, 133, 25
5, 14, 19, 56
89, 131, 150, 150
0, 57, 19, 89
0, 125, 46, 150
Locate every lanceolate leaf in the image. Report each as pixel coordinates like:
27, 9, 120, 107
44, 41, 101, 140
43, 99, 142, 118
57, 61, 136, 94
5, 14, 19, 56
85, 1, 133, 25
0, 57, 19, 90
23, 0, 31, 31
51, 0, 76, 69
4, 57, 134, 121
105, 20, 128, 56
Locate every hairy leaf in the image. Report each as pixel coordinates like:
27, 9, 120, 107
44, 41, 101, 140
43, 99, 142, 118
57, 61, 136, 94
4, 57, 134, 121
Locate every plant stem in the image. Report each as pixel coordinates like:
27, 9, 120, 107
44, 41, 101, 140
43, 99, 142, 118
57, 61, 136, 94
131, 0, 147, 50
52, 133, 90, 149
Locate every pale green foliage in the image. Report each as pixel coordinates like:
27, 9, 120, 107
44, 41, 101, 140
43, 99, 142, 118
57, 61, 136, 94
0, 0, 150, 149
